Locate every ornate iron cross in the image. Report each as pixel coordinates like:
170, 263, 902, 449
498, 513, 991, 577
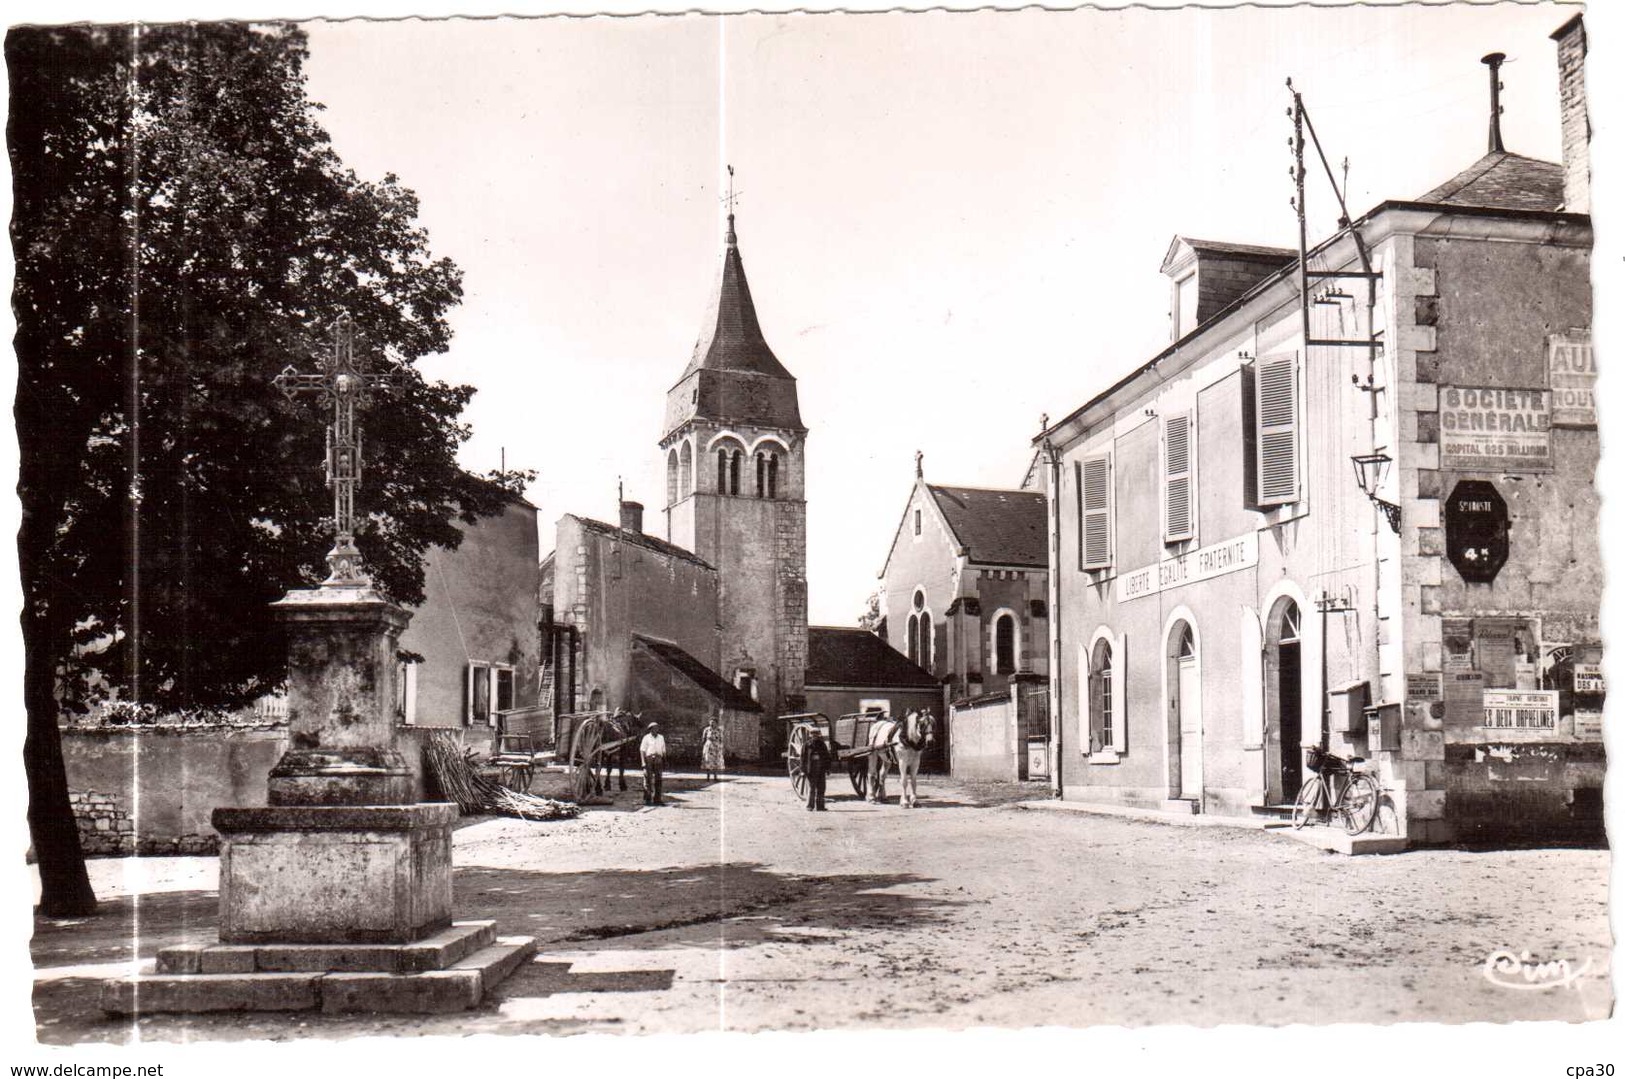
273, 313, 397, 587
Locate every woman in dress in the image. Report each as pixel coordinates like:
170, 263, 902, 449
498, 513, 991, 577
700, 717, 725, 782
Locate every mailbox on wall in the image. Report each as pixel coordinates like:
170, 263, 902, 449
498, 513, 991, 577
1329, 681, 1371, 736
1365, 702, 1402, 752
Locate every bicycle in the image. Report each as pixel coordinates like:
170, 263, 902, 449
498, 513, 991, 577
1292, 746, 1380, 835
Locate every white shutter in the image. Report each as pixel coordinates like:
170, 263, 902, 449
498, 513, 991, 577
1080, 454, 1112, 570
1256, 352, 1300, 506
402, 663, 418, 726
1240, 608, 1263, 748
1163, 413, 1194, 542
1077, 643, 1090, 750
1112, 633, 1127, 753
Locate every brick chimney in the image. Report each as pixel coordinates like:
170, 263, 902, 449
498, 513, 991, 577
619, 500, 644, 534
1551, 13, 1589, 214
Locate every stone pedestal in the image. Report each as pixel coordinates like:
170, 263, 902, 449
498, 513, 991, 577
102, 582, 536, 1015
214, 805, 454, 944
266, 585, 415, 807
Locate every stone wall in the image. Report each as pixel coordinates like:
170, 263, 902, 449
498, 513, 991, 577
1389, 223, 1600, 844
62, 724, 287, 855
950, 693, 1017, 782
399, 499, 541, 729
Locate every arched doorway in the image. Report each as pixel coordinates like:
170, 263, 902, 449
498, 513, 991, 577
1166, 619, 1200, 802
1264, 598, 1304, 804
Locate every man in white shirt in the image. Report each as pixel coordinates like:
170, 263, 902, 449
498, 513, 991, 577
639, 721, 668, 806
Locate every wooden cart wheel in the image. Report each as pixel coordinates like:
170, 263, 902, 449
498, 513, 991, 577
571, 718, 601, 802
787, 725, 810, 800
572, 755, 595, 802
849, 757, 868, 798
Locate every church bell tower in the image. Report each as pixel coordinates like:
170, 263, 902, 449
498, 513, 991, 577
660, 201, 807, 721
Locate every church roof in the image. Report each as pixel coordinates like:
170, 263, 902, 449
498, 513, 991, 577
1414, 151, 1564, 212
666, 214, 804, 434
928, 485, 1048, 568
804, 627, 939, 690
573, 515, 716, 571
632, 634, 762, 712
684, 216, 794, 380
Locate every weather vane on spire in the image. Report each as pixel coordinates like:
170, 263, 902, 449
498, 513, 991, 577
722, 164, 742, 215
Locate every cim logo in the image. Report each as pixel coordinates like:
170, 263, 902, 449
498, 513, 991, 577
1482, 949, 1592, 991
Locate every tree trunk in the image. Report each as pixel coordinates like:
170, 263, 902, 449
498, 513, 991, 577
21, 608, 97, 917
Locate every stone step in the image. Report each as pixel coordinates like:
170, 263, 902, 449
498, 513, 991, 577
156, 921, 496, 975
103, 935, 538, 1016
1275, 826, 1409, 856
453, 937, 538, 989
102, 971, 321, 1015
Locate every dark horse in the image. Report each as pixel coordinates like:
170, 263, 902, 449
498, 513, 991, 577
567, 710, 639, 799
595, 709, 638, 794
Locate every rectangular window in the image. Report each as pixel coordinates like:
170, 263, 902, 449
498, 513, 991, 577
1255, 351, 1300, 506
1078, 453, 1112, 570
1175, 273, 1198, 339
913, 508, 921, 536
495, 667, 515, 715
1163, 412, 1195, 543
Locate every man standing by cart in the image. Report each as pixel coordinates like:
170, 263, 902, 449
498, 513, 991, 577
802, 727, 830, 811
640, 720, 668, 806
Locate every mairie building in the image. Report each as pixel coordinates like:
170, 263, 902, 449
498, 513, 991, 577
1036, 15, 1601, 844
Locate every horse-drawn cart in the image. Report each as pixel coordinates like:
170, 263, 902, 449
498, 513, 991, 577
781, 711, 892, 801
555, 710, 640, 801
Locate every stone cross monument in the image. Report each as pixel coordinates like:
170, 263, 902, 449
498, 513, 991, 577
273, 311, 394, 587
104, 314, 533, 1015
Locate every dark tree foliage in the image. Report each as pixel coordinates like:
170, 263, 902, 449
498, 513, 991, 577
9, 23, 517, 914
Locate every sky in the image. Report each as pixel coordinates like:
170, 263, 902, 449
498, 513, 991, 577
295, 3, 1581, 626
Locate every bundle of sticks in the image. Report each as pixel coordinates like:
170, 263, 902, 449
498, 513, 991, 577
425, 731, 579, 821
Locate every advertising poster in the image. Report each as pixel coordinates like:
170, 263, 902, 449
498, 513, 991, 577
1439, 386, 1554, 472
1548, 332, 1596, 427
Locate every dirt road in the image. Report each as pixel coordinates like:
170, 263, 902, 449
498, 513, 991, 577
32, 770, 1611, 1041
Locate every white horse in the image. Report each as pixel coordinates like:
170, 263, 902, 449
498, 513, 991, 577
865, 714, 899, 803
894, 710, 937, 808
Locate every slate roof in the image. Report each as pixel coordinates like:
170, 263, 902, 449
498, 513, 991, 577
574, 516, 715, 572
685, 217, 793, 380
928, 485, 1048, 568
804, 627, 939, 689
665, 215, 804, 434
632, 634, 762, 712
1160, 237, 1297, 274
1415, 151, 1565, 213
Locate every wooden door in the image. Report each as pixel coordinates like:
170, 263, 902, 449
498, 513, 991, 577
1178, 657, 1201, 799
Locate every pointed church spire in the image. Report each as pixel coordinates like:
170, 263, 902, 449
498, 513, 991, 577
663, 172, 805, 436
682, 169, 793, 382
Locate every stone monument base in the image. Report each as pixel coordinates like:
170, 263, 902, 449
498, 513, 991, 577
102, 920, 536, 1015
214, 803, 456, 944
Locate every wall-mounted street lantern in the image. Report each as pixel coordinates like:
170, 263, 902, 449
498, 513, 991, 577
1350, 452, 1401, 533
